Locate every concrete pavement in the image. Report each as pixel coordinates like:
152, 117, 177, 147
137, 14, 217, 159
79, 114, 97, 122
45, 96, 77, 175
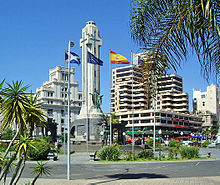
8, 176, 220, 185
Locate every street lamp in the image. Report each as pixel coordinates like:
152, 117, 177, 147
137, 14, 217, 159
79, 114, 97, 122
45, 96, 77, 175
158, 129, 162, 161
122, 132, 126, 145
142, 128, 146, 145
180, 131, 183, 145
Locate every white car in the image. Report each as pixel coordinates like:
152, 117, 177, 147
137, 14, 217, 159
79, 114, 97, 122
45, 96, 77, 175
207, 142, 220, 148
182, 140, 192, 146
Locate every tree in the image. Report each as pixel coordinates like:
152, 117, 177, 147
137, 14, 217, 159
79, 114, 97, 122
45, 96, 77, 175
137, 52, 168, 109
0, 81, 47, 184
31, 161, 51, 185
23, 91, 47, 136
130, 0, 219, 81
105, 113, 119, 125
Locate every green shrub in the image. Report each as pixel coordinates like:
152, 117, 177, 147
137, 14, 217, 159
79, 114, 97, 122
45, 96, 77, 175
0, 128, 15, 139
154, 156, 158, 160
0, 142, 14, 152
43, 136, 53, 144
145, 138, 159, 147
168, 147, 178, 159
136, 149, 154, 159
169, 140, 181, 148
145, 139, 153, 147
124, 151, 136, 161
97, 145, 122, 161
202, 140, 210, 147
179, 146, 199, 159
27, 139, 51, 160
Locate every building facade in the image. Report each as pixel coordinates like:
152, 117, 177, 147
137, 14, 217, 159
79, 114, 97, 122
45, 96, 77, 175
111, 65, 189, 114
193, 84, 219, 129
36, 66, 82, 136
111, 65, 202, 134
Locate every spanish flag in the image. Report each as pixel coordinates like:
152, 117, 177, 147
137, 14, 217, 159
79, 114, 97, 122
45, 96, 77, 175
110, 51, 129, 64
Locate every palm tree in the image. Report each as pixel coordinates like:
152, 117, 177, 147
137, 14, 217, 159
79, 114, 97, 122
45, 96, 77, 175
0, 79, 5, 102
130, 0, 219, 81
23, 91, 47, 137
137, 52, 168, 109
31, 161, 51, 185
1, 81, 30, 138
106, 113, 119, 125
9, 134, 37, 185
0, 81, 47, 184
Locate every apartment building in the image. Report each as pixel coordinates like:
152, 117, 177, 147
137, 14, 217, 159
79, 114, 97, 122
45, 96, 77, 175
111, 66, 188, 114
193, 84, 219, 129
36, 66, 82, 135
111, 65, 202, 133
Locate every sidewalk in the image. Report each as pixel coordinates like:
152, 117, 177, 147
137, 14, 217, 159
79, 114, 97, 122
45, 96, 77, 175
9, 176, 220, 185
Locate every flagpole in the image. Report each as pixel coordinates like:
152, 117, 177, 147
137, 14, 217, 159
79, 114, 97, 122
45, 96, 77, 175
63, 54, 66, 157
153, 70, 156, 155
109, 49, 112, 145
67, 40, 73, 180
131, 51, 134, 155
86, 48, 89, 155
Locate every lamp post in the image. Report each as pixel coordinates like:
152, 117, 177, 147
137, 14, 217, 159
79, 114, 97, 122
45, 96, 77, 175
180, 131, 183, 145
191, 132, 195, 146
158, 129, 162, 161
142, 128, 146, 145
122, 132, 126, 145
100, 131, 104, 147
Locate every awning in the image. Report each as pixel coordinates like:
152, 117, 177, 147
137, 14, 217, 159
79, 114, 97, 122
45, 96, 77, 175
174, 136, 192, 139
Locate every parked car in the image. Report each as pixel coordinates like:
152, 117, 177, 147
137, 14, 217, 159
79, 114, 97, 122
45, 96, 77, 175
207, 142, 220, 148
182, 140, 192, 146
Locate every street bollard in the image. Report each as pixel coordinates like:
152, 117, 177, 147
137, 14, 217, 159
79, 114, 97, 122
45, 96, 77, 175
207, 151, 211, 158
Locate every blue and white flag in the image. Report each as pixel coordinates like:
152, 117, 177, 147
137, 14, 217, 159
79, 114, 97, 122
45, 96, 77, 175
133, 53, 144, 65
88, 52, 103, 66
65, 50, 80, 65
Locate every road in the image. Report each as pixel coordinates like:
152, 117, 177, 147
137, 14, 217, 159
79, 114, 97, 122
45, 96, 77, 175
16, 160, 220, 181
6, 148, 220, 182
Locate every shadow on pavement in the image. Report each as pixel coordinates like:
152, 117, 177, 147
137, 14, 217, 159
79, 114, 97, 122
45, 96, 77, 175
89, 173, 168, 184
106, 173, 168, 179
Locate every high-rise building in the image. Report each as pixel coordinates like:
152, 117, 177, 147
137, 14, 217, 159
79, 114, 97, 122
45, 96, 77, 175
111, 64, 202, 134
111, 65, 189, 114
36, 66, 82, 136
193, 84, 219, 129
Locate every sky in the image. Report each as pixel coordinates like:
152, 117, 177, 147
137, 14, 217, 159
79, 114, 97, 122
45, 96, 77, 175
0, 0, 217, 113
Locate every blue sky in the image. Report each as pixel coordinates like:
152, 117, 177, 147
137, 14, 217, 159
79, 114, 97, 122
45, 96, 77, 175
0, 0, 216, 113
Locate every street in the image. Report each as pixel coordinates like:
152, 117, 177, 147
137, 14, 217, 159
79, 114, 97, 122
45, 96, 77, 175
19, 159, 220, 181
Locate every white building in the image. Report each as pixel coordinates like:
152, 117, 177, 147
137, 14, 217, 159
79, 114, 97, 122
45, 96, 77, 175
193, 84, 219, 129
36, 66, 82, 136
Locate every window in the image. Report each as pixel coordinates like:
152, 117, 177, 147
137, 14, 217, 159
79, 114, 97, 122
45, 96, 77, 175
141, 113, 150, 117
134, 114, 139, 117
202, 102, 205, 106
61, 119, 64, 124
47, 92, 53, 97
47, 109, 53, 115
62, 73, 68, 81
61, 110, 65, 116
